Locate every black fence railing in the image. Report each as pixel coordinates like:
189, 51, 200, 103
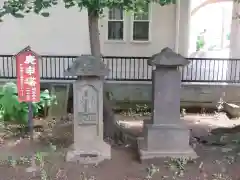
182, 58, 240, 83
0, 55, 240, 83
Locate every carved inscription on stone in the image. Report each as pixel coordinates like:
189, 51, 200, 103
77, 85, 98, 124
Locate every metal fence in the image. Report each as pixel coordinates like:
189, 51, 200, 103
1, 55, 240, 83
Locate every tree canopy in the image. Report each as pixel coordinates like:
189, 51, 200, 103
0, 0, 175, 20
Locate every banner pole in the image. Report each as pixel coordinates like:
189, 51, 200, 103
28, 102, 34, 141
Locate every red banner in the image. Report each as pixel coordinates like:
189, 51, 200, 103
16, 49, 40, 102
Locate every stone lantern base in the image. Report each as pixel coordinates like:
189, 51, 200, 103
137, 124, 198, 161
63, 55, 112, 164
66, 140, 111, 164
137, 48, 198, 161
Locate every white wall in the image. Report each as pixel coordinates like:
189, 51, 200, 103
0, 2, 91, 55
99, 4, 176, 57
230, 2, 240, 58
177, 0, 191, 57
0, 1, 191, 58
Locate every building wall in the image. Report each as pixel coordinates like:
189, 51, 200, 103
99, 0, 191, 57
230, 2, 240, 58
0, 2, 91, 55
99, 4, 176, 57
0, 1, 191, 57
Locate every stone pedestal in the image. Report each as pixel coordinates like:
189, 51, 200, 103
138, 124, 196, 160
64, 55, 111, 164
66, 140, 111, 164
138, 48, 197, 160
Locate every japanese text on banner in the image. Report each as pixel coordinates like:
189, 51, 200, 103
16, 51, 40, 102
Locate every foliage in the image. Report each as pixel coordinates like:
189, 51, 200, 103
196, 36, 205, 51
6, 143, 57, 180
105, 91, 113, 101
0, 0, 176, 21
121, 104, 150, 117
145, 164, 159, 179
0, 82, 57, 125
196, 30, 206, 52
166, 158, 195, 178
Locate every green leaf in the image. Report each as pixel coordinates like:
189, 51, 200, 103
24, 9, 31, 13
16, 110, 28, 124
52, 1, 58, 5
40, 89, 50, 99
0, 82, 57, 125
2, 82, 17, 95
12, 13, 24, 18
41, 12, 50, 17
0, 0, 176, 22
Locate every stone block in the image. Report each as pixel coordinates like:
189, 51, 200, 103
65, 140, 111, 164
224, 103, 240, 118
65, 55, 111, 164
137, 47, 197, 161
138, 124, 197, 160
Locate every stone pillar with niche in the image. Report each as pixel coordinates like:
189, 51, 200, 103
65, 55, 111, 164
138, 48, 197, 161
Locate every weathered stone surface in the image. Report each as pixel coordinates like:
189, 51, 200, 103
151, 68, 181, 125
138, 47, 197, 160
65, 55, 111, 164
66, 137, 111, 164
104, 82, 240, 110
138, 124, 197, 160
148, 47, 189, 67
64, 55, 109, 77
224, 103, 240, 118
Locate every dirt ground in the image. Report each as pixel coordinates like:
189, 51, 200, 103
1, 113, 240, 180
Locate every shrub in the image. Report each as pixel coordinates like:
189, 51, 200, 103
0, 82, 56, 125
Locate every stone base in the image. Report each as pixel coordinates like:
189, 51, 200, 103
66, 140, 111, 164
137, 124, 198, 161
138, 138, 197, 160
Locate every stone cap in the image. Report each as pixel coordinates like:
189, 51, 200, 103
148, 47, 189, 67
64, 55, 109, 77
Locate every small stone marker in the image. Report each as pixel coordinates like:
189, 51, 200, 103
65, 55, 111, 164
138, 48, 197, 160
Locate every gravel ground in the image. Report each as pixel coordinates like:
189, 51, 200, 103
0, 113, 240, 180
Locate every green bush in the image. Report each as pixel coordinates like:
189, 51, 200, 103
0, 82, 57, 125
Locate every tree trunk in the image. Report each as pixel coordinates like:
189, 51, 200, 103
87, 10, 116, 139
88, 10, 101, 57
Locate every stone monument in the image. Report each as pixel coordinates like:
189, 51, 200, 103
65, 55, 111, 164
138, 47, 197, 160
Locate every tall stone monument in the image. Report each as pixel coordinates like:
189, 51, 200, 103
138, 48, 197, 160
65, 55, 111, 164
